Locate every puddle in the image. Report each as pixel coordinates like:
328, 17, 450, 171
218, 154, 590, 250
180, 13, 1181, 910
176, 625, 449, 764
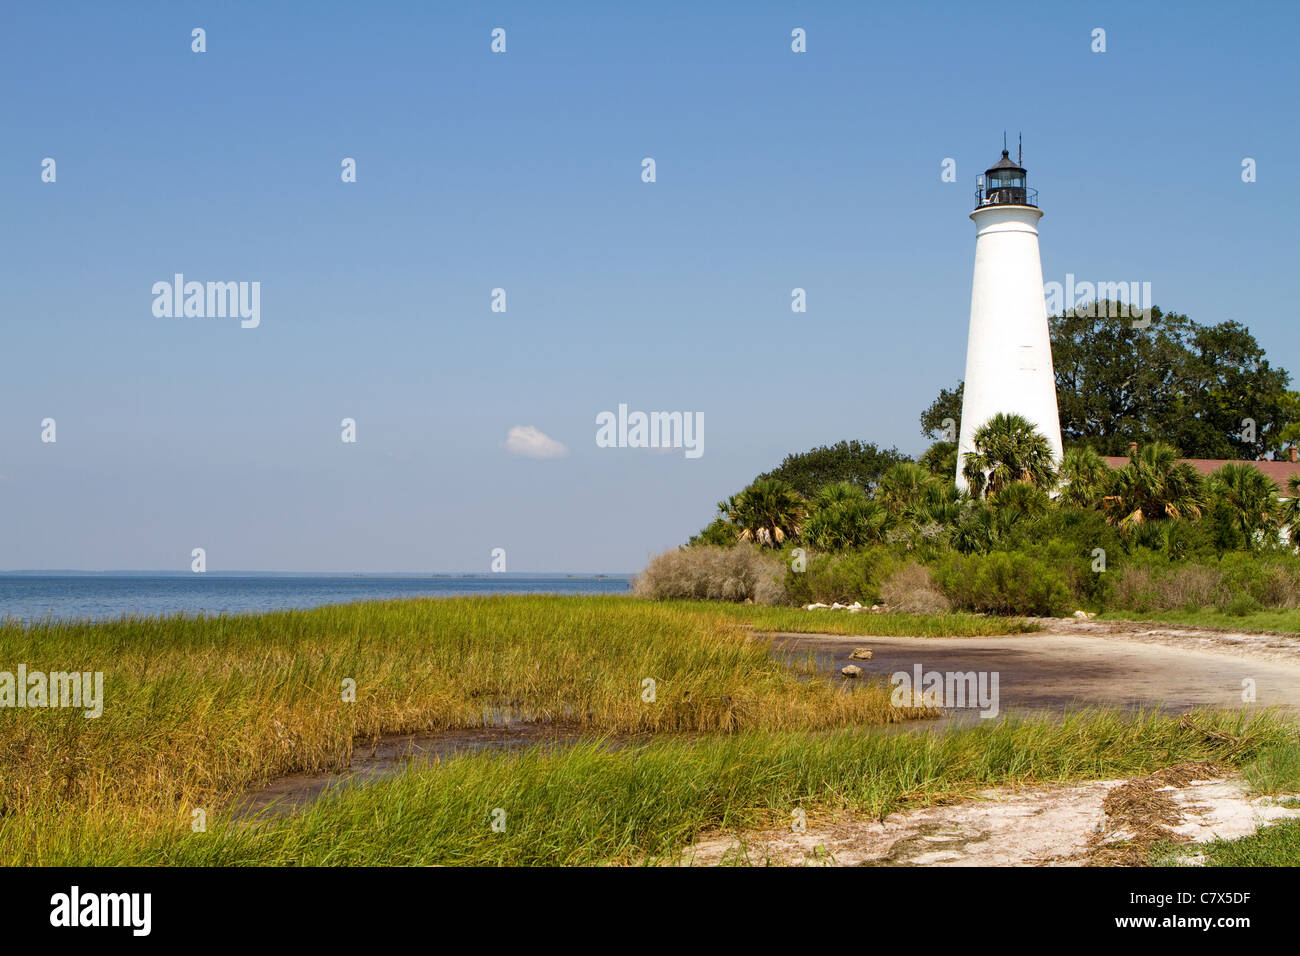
235, 720, 589, 819
236, 652, 957, 819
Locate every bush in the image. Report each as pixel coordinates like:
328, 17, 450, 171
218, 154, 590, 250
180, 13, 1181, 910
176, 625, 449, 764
782, 547, 897, 606
634, 546, 787, 604
687, 517, 737, 548
1221, 592, 1263, 617
1216, 553, 1300, 609
936, 551, 1072, 616
1108, 553, 1300, 614
996, 507, 1121, 609
1007, 506, 1123, 558
879, 562, 952, 613
1162, 564, 1221, 610
1160, 518, 1220, 562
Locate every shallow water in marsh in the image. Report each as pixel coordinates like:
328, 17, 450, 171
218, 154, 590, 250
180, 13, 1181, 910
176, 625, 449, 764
235, 720, 595, 818
237, 619, 1300, 818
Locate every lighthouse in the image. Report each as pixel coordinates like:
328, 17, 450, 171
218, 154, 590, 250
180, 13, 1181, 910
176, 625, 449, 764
955, 143, 1064, 490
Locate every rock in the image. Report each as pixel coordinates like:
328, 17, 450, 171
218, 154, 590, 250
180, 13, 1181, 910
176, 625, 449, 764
831, 602, 848, 610
805, 603, 830, 610
849, 648, 873, 661
841, 664, 863, 678
1073, 610, 1088, 619
871, 605, 882, 612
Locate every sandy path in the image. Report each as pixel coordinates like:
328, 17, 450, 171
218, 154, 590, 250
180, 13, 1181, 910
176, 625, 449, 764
681, 770, 1300, 867
770, 618, 1300, 716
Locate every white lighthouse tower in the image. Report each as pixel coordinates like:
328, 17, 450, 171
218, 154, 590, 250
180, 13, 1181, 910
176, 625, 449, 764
955, 142, 1063, 490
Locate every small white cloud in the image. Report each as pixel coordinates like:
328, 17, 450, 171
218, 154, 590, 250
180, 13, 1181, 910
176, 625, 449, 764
503, 425, 567, 459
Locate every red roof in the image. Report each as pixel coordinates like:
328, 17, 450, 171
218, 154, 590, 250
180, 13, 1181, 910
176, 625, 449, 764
1102, 456, 1300, 487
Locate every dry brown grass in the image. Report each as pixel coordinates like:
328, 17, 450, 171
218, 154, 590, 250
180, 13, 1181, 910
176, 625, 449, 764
879, 562, 953, 614
1083, 760, 1225, 866
633, 545, 788, 604
1113, 562, 1300, 614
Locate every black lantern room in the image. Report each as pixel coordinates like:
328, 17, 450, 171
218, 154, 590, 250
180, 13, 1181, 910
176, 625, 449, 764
975, 147, 1038, 208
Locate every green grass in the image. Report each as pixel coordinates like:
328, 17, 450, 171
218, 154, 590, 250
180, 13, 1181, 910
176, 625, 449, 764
1167, 820, 1300, 866
8, 594, 1289, 866
1, 594, 940, 864
15, 708, 1290, 866
666, 601, 1041, 636
1097, 608, 1300, 635
1242, 739, 1300, 795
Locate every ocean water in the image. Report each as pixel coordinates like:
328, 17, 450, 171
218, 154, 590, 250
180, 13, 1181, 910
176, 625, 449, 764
0, 574, 633, 624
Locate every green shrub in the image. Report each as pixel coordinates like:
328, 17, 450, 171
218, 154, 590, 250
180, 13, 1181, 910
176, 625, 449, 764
1107, 553, 1300, 614
1160, 518, 1220, 562
1220, 592, 1262, 617
687, 517, 737, 548
1206, 500, 1248, 554
1013, 534, 1113, 610
936, 552, 1073, 616
1216, 553, 1300, 609
782, 547, 898, 606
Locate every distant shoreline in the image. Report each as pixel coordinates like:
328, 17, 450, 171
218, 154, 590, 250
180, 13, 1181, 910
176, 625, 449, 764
0, 571, 635, 579
0, 574, 634, 624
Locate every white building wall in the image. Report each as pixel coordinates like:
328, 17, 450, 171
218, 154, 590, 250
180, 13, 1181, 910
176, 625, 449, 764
956, 203, 1064, 490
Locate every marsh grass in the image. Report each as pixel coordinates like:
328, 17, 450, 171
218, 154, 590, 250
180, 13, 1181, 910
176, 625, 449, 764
0, 595, 934, 863
5, 595, 1283, 866
37, 708, 1294, 866
1242, 738, 1300, 795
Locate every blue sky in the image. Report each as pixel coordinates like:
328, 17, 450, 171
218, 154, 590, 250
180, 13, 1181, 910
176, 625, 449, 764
2, 0, 1297, 573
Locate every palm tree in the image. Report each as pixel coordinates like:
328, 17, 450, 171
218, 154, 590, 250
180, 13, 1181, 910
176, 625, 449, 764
961, 413, 1057, 498
726, 478, 807, 548
809, 481, 863, 511
878, 462, 941, 517
803, 482, 887, 550
1207, 463, 1281, 548
1101, 442, 1206, 533
1058, 446, 1111, 508
914, 479, 963, 527
987, 480, 1052, 520
950, 499, 999, 554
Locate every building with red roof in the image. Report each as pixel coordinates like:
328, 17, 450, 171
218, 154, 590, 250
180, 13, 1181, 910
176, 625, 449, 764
1102, 446, 1300, 494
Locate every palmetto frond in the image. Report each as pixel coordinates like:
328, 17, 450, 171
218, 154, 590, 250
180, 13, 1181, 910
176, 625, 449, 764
963, 413, 1057, 499
1102, 442, 1207, 534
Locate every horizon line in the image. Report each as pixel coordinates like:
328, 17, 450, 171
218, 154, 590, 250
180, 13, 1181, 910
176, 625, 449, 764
0, 569, 636, 578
